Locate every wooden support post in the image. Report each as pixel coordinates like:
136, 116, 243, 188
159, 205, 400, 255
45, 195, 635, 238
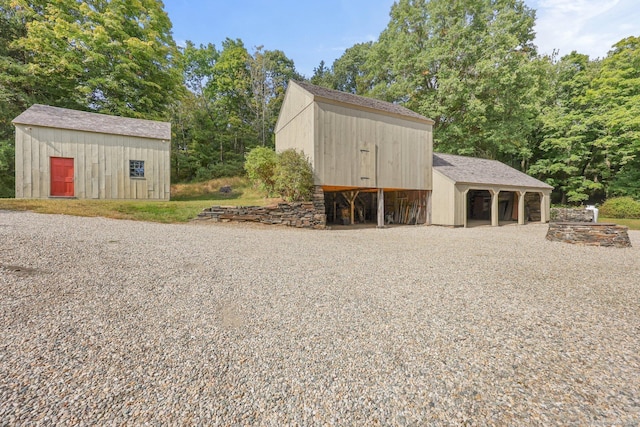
540, 192, 550, 223
344, 190, 359, 225
518, 191, 526, 225
490, 189, 500, 227
426, 190, 432, 225
463, 189, 469, 228
377, 188, 384, 228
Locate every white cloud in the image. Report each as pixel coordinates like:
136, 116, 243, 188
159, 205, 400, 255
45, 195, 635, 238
529, 0, 640, 59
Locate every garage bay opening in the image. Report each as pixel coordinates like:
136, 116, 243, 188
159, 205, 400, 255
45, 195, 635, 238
324, 189, 428, 226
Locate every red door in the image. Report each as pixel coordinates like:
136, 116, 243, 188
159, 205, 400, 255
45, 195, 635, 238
50, 157, 74, 197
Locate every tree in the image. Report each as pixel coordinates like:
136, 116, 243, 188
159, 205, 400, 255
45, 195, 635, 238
528, 52, 603, 203
0, 0, 36, 197
12, 0, 183, 119
331, 42, 374, 95
311, 42, 377, 95
244, 148, 314, 201
586, 37, 640, 199
366, 0, 544, 165
310, 60, 333, 88
248, 46, 302, 146
171, 41, 230, 181
244, 146, 277, 195
531, 37, 640, 203
171, 39, 302, 182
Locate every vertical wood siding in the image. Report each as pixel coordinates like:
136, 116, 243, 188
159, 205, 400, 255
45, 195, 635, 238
453, 185, 468, 227
275, 103, 315, 169
275, 85, 433, 191
15, 125, 170, 199
431, 170, 457, 226
314, 102, 432, 190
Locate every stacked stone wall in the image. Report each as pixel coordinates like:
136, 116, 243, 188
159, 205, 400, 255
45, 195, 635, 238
197, 186, 326, 229
546, 222, 631, 248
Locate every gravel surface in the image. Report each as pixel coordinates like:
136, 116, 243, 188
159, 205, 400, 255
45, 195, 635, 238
1, 210, 639, 426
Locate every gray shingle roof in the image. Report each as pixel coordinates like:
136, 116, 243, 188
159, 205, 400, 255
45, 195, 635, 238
293, 80, 434, 124
433, 153, 553, 189
12, 104, 171, 140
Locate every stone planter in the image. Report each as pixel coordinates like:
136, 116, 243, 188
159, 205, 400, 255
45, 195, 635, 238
550, 208, 594, 223
546, 222, 631, 248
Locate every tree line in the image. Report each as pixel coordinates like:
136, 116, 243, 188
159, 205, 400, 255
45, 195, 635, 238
1, 0, 638, 203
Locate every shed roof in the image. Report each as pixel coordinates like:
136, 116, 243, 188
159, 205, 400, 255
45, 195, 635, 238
293, 80, 434, 124
433, 153, 553, 189
12, 104, 171, 140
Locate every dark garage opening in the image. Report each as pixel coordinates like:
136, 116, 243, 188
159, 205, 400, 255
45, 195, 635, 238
467, 190, 491, 225
525, 192, 542, 222
324, 189, 428, 226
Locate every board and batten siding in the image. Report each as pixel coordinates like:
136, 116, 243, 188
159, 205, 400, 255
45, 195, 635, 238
15, 125, 170, 200
275, 102, 315, 168
275, 81, 433, 191
431, 169, 457, 226
313, 102, 432, 190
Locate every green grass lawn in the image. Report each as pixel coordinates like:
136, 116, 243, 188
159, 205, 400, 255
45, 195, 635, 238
0, 177, 279, 223
599, 217, 640, 230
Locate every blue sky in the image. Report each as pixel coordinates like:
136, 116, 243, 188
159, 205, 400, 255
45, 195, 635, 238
163, 0, 640, 78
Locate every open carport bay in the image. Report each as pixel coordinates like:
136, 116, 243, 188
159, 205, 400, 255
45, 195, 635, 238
1, 211, 639, 425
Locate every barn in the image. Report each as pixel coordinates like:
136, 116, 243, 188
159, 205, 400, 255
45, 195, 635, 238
13, 104, 171, 200
275, 81, 552, 228
275, 80, 435, 227
431, 153, 553, 227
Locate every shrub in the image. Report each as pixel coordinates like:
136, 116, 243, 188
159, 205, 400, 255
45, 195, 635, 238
244, 147, 278, 195
599, 197, 640, 219
0, 139, 15, 198
274, 149, 314, 202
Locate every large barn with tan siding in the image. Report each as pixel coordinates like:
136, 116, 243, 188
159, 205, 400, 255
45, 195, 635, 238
275, 80, 435, 227
13, 105, 170, 200
276, 81, 552, 228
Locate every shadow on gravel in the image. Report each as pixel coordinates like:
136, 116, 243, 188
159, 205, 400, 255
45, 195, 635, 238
1, 264, 45, 276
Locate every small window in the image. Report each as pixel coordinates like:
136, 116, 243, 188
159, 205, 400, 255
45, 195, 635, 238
130, 160, 145, 178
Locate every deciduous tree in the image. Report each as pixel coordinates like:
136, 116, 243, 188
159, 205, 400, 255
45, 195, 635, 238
370, 0, 543, 164
12, 0, 183, 119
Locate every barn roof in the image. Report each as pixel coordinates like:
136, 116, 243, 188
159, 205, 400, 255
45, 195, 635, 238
12, 104, 171, 140
433, 153, 553, 189
293, 80, 434, 124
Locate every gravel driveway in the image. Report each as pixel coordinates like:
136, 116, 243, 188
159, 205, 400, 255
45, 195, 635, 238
1, 211, 639, 425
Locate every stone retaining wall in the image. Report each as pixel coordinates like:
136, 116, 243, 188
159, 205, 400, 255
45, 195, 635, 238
197, 187, 326, 229
546, 222, 631, 248
550, 208, 594, 223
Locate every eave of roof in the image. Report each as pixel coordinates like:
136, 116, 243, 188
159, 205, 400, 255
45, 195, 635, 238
433, 153, 553, 190
12, 104, 171, 140
292, 80, 434, 125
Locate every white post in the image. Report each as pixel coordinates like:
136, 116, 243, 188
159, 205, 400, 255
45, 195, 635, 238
426, 190, 432, 225
540, 192, 550, 223
490, 189, 500, 227
463, 189, 469, 228
518, 191, 526, 225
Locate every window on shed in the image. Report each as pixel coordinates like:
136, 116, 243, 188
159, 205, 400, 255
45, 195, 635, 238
130, 160, 145, 178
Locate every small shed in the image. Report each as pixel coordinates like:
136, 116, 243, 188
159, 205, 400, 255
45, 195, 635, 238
13, 104, 171, 200
275, 80, 435, 226
431, 153, 553, 227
